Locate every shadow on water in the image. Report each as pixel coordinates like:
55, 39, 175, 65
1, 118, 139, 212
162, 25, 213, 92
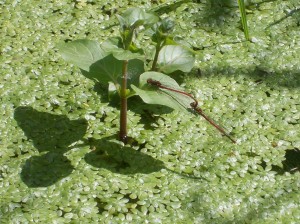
14, 107, 202, 187
196, 65, 300, 89
193, 0, 279, 28
14, 106, 88, 187
151, 0, 191, 15
186, 171, 297, 223
84, 137, 165, 175
84, 137, 204, 180
266, 7, 300, 28
271, 148, 300, 174
191, 0, 243, 32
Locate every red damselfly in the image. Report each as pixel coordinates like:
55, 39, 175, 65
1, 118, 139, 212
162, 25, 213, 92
147, 78, 236, 143
147, 78, 198, 107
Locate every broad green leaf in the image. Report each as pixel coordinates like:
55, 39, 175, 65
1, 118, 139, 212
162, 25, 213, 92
138, 71, 180, 89
101, 37, 144, 60
84, 54, 122, 84
127, 59, 145, 86
131, 72, 193, 112
82, 56, 144, 87
116, 8, 159, 30
157, 45, 195, 74
60, 39, 144, 87
58, 39, 107, 71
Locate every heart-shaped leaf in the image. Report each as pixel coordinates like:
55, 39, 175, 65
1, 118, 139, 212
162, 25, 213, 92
59, 39, 144, 87
131, 72, 194, 112
58, 39, 107, 71
83, 56, 144, 86
86, 54, 123, 84
157, 45, 195, 74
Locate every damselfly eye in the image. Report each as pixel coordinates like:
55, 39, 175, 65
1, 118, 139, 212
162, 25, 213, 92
190, 102, 196, 108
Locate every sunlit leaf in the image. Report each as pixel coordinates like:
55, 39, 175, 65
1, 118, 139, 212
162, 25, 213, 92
59, 38, 144, 86
117, 8, 159, 30
131, 72, 193, 112
85, 54, 122, 84
157, 45, 195, 74
58, 39, 107, 71
83, 56, 144, 86
101, 37, 144, 60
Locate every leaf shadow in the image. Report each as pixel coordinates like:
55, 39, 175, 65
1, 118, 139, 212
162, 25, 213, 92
266, 7, 300, 29
186, 174, 297, 223
128, 95, 174, 130
193, 0, 241, 31
192, 0, 277, 36
84, 136, 204, 181
271, 148, 300, 174
14, 106, 88, 187
152, 0, 191, 15
191, 61, 300, 88
84, 136, 165, 175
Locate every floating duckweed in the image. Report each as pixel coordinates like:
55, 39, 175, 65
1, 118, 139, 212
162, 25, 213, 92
1, 0, 300, 223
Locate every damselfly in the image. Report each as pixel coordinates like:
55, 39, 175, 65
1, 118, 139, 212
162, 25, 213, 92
147, 78, 236, 143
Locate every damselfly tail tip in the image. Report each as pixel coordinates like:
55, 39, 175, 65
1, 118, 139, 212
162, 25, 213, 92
227, 136, 236, 144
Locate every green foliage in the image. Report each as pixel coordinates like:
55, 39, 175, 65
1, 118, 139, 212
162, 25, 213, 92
58, 6, 196, 141
116, 7, 159, 30
132, 72, 194, 112
58, 8, 194, 98
1, 0, 300, 223
59, 39, 108, 72
156, 45, 195, 73
59, 38, 145, 87
101, 37, 144, 60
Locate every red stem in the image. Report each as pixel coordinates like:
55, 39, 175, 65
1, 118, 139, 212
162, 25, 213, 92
119, 60, 128, 143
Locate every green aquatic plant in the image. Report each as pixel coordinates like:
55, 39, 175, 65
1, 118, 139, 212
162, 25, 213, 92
59, 8, 195, 143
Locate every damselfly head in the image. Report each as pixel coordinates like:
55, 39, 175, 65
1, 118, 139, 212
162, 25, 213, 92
190, 102, 198, 109
147, 78, 161, 86
146, 78, 153, 84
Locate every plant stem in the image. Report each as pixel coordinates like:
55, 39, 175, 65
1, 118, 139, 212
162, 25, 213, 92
119, 60, 128, 143
238, 0, 250, 41
151, 42, 162, 71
